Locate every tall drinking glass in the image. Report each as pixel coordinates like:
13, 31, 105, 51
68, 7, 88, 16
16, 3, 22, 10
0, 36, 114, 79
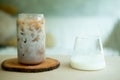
17, 13, 46, 65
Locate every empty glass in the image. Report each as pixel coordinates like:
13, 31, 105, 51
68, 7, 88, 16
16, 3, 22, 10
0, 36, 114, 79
70, 34, 106, 70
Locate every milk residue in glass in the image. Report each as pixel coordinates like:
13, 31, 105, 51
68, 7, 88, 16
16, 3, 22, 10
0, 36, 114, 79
70, 54, 106, 70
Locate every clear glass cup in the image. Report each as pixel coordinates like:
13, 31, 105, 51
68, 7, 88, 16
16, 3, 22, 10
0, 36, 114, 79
70, 34, 106, 70
17, 13, 46, 65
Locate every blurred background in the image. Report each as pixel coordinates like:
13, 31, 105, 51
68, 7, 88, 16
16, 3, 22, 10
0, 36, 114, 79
0, 0, 120, 55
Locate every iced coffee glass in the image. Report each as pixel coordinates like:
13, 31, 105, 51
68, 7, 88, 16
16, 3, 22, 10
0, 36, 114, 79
17, 13, 46, 65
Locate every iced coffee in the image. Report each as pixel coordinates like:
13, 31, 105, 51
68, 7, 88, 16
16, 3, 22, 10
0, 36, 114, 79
17, 13, 45, 65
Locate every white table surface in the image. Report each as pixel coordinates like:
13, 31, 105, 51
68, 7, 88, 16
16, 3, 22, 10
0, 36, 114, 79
0, 54, 120, 80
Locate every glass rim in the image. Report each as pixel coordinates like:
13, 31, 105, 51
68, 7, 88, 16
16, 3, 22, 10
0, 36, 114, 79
76, 33, 101, 39
18, 13, 44, 17
76, 35, 101, 39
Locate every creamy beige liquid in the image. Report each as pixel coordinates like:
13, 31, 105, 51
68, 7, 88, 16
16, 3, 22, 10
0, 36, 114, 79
70, 54, 105, 70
